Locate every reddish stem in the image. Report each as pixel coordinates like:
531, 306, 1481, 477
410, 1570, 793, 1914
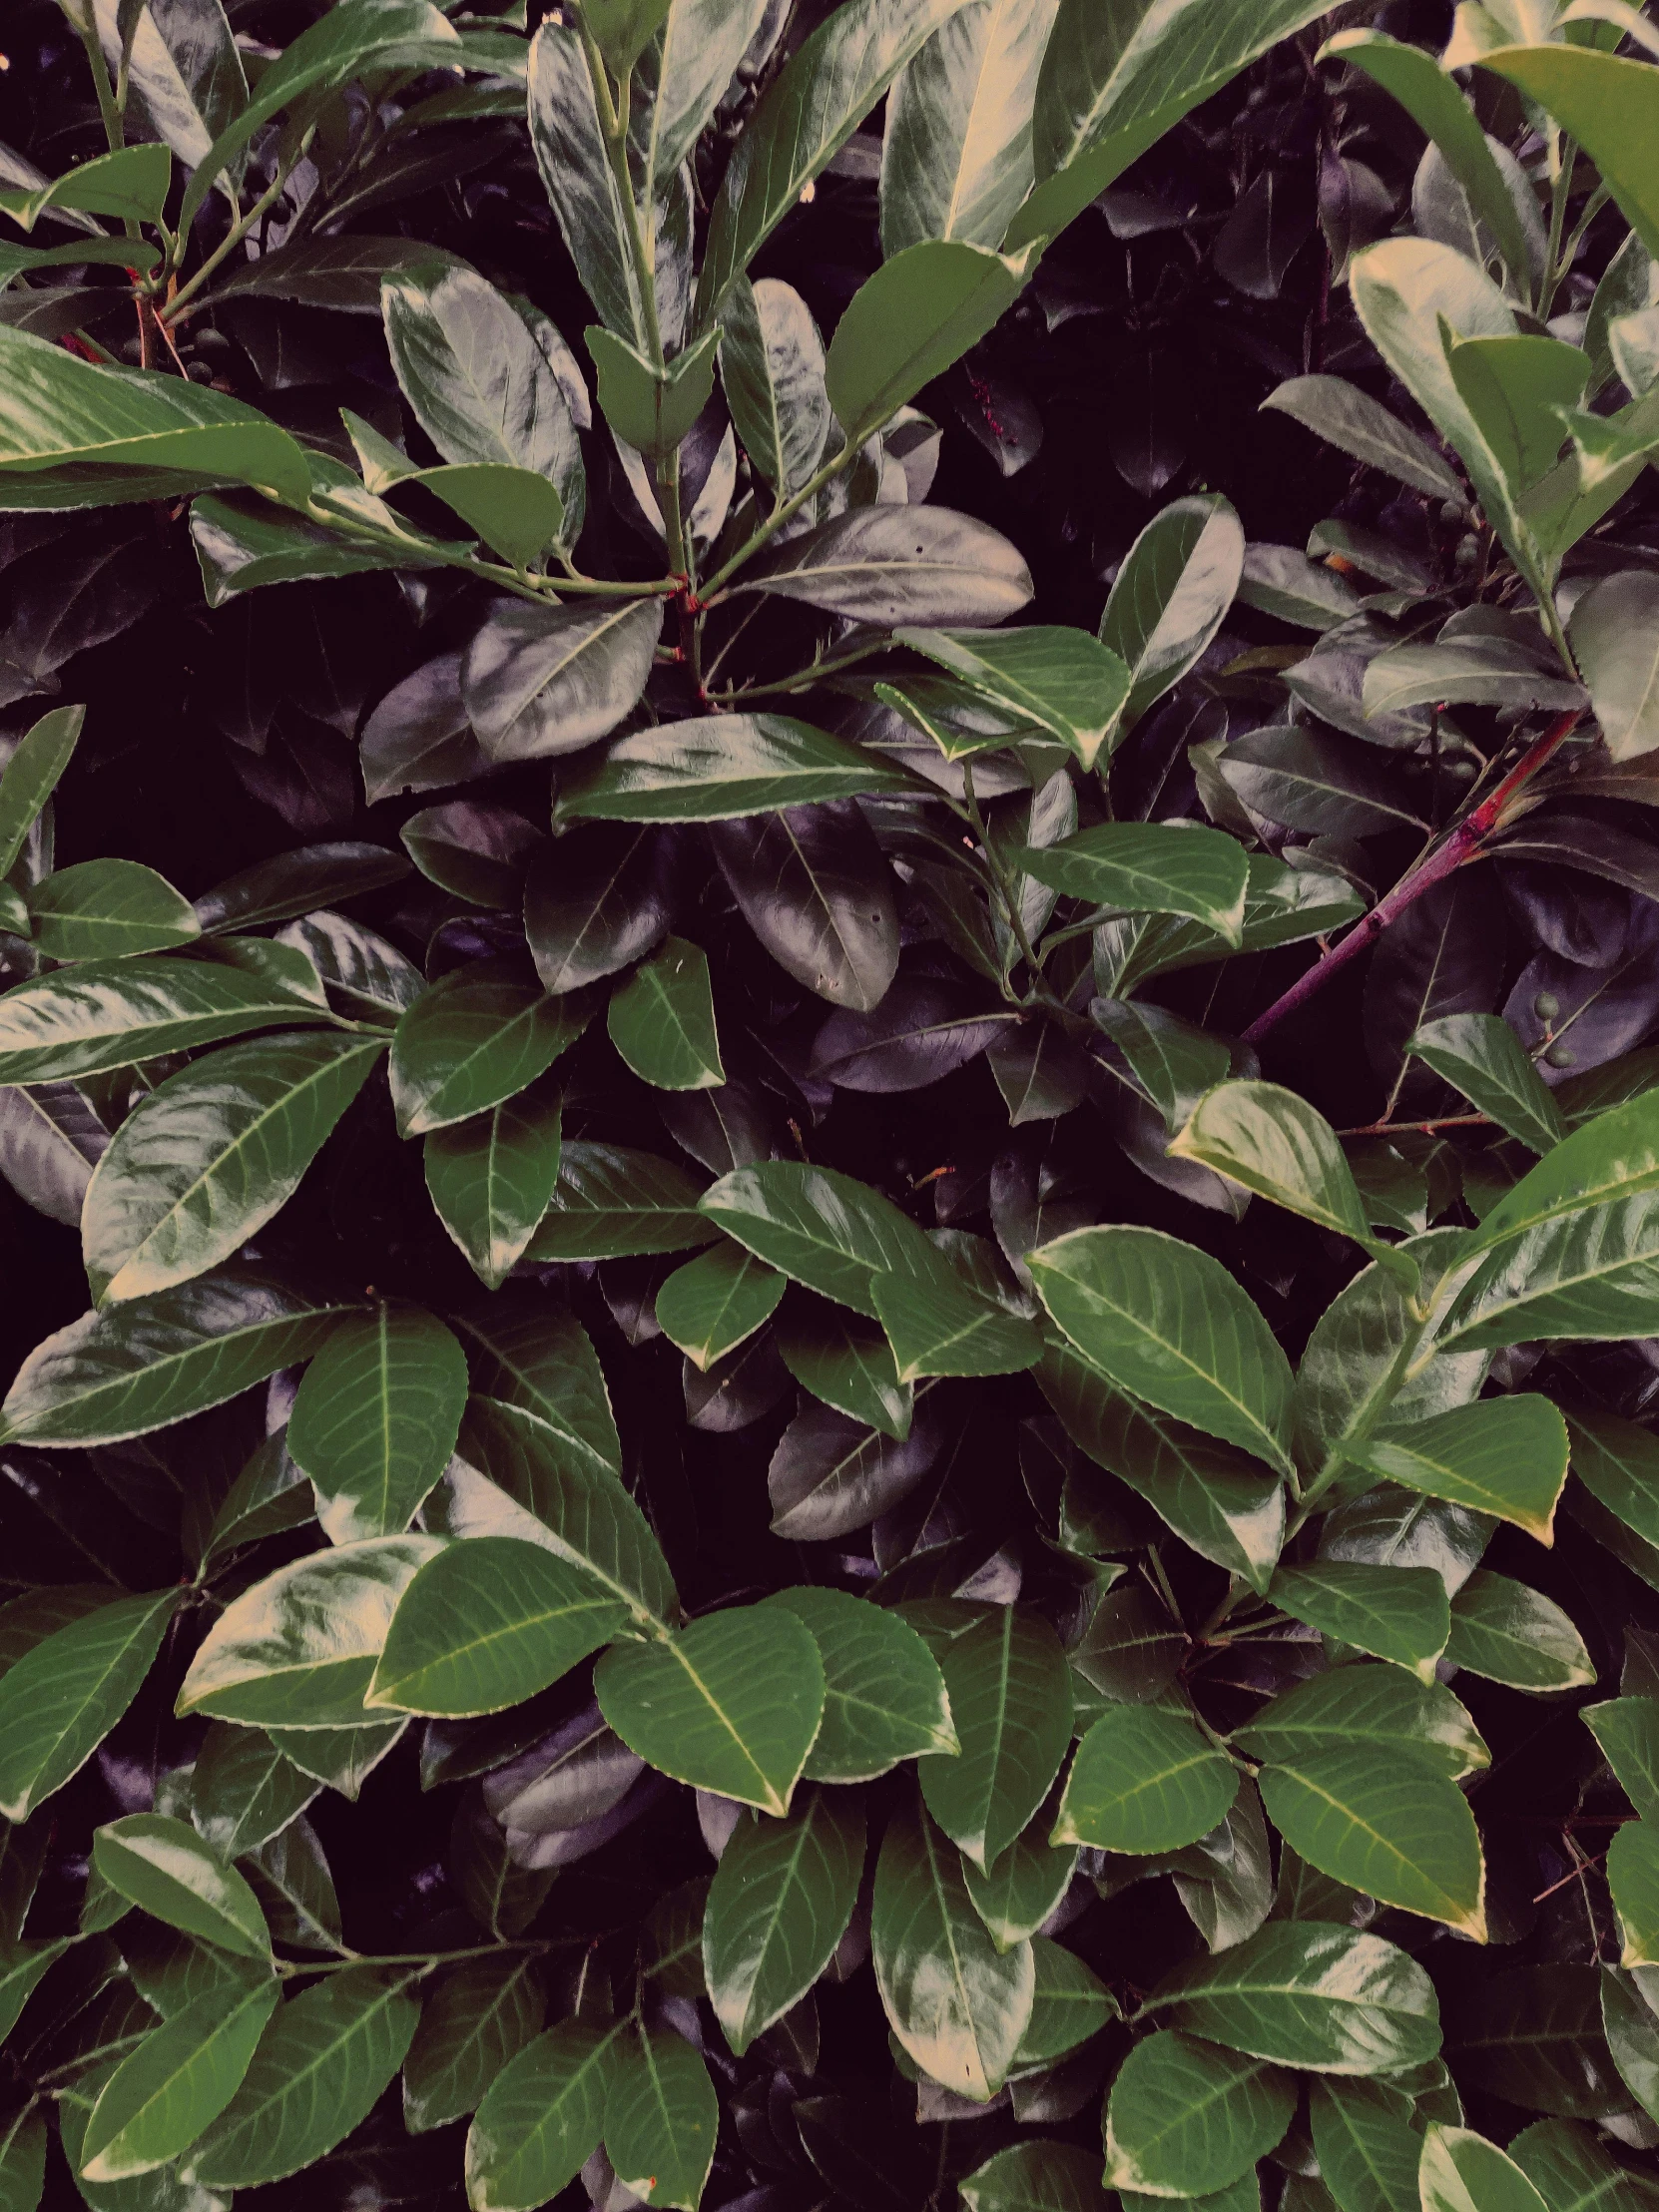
1242, 708, 1582, 1045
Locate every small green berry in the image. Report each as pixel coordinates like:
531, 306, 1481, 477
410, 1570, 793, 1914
1545, 1042, 1576, 1068
1533, 991, 1560, 1020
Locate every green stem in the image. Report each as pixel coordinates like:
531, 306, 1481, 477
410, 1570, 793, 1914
711, 634, 891, 702
161, 153, 299, 320
698, 437, 857, 602
282, 1941, 545, 1975
78, 22, 126, 157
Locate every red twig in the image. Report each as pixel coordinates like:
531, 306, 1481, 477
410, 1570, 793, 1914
1243, 708, 1582, 1045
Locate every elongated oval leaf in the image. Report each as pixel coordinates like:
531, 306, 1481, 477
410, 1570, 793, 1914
94, 1815, 270, 1959
81, 1976, 278, 2182
1103, 2028, 1295, 2198
1259, 1746, 1485, 1937
0, 953, 333, 1085
1054, 1704, 1238, 1854
918, 1607, 1072, 1872
389, 958, 591, 1137
464, 2017, 624, 2211
764, 1585, 957, 1779
704, 1787, 864, 2055
0, 1588, 178, 1821
287, 1304, 467, 1542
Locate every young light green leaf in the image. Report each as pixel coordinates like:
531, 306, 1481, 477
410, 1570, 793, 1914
1408, 1012, 1566, 1156
367, 1536, 626, 1717
893, 623, 1131, 770
178, 1536, 445, 1728
286, 1305, 467, 1542
720, 276, 831, 495
1145, 1920, 1442, 2074
94, 1815, 270, 1959
1018, 822, 1249, 941
188, 1965, 421, 2187
604, 2023, 719, 2212
1473, 43, 1659, 265
764, 1585, 957, 1780
656, 1243, 785, 1372
1029, 1225, 1295, 1475
0, 1269, 352, 1447
586, 324, 722, 460
464, 2017, 624, 2211
83, 1034, 383, 1305
607, 937, 725, 1091
1270, 1562, 1449, 1683
80, 1975, 278, 2182
1352, 1396, 1568, 1543
1099, 493, 1246, 731
424, 1084, 563, 1291
704, 1788, 864, 2055
1102, 2029, 1294, 2198
1444, 1568, 1595, 1690
0, 1588, 178, 1821
871, 1797, 1035, 2102
918, 1607, 1072, 1872
1053, 1705, 1238, 1854
1259, 1746, 1485, 1937
595, 1602, 826, 1815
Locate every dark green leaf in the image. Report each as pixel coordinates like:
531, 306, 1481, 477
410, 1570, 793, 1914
0, 703, 81, 877
656, 1243, 785, 1372
464, 2017, 624, 2211
389, 958, 591, 1137
424, 1084, 563, 1290
402, 1951, 546, 2134
919, 1607, 1071, 1872
765, 1584, 956, 1779
720, 277, 830, 496
1054, 1705, 1238, 1853
1259, 1747, 1485, 1937
1099, 493, 1246, 732
608, 937, 724, 1090
561, 713, 915, 821
0, 953, 336, 1085
604, 2023, 719, 2212
1444, 1568, 1595, 1690
1352, 1396, 1567, 1543
704, 1787, 864, 2054
0, 1589, 177, 1821
732, 506, 1033, 625
461, 597, 661, 765
80, 1975, 278, 2182
1269, 1562, 1449, 1682
94, 1816, 269, 1960
1104, 2029, 1293, 2197
1019, 822, 1249, 942
711, 799, 899, 1010
287, 1305, 467, 1542
526, 1139, 717, 1259
1234, 1664, 1487, 1781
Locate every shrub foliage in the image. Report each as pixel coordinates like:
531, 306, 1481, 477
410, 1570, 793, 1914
6, 0, 1659, 2207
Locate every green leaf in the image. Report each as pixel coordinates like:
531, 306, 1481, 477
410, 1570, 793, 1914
94, 1816, 270, 1960
1586, 1698, 1659, 1821
401, 1951, 546, 2134
188, 1964, 421, 2187
764, 1584, 957, 1780
893, 623, 1130, 771
1218, 726, 1427, 837
964, 1827, 1078, 1955
1170, 1079, 1395, 1266
1019, 822, 1249, 942
1306, 2077, 1424, 2212
0, 1588, 177, 1821
586, 324, 722, 460
640, 0, 773, 203
826, 238, 1035, 442
1474, 44, 1659, 264
560, 711, 915, 821
0, 951, 336, 1085
287, 1305, 467, 1542
1146, 1920, 1441, 2074
367, 1536, 626, 1716
1028, 1226, 1295, 1475
527, 1139, 717, 1260
1103, 2028, 1294, 2197
464, 2017, 624, 2211
1008, 0, 1335, 250
883, 0, 1063, 258
0, 141, 172, 230
83, 1034, 383, 1305
1509, 2116, 1659, 2212
1233, 1664, 1488, 1781
268, 1718, 404, 1801
0, 2106, 45, 2212
455, 1300, 621, 1474
1035, 1346, 1285, 1593
0, 1269, 351, 1446
1602, 1967, 1659, 2131
1447, 333, 1589, 494
733, 503, 1033, 625
701, 1160, 934, 1318
1351, 1396, 1568, 1543
1444, 1568, 1595, 1689
0, 324, 312, 502
870, 1245, 1043, 1383
778, 1307, 913, 1439
1408, 1012, 1565, 1156
389, 958, 591, 1137
80, 1976, 278, 2182
1099, 493, 1246, 732
959, 2139, 1111, 2212
190, 1725, 320, 1859
604, 2023, 719, 2212
1320, 30, 1534, 294
1270, 1562, 1449, 1682
424, 1085, 563, 1291
0, 702, 80, 876
872, 1797, 1035, 2100
1011, 1934, 1113, 2067
26, 857, 198, 962
177, 1535, 444, 1728
918, 1607, 1072, 1872
463, 598, 662, 765
596, 1602, 826, 1815
381, 261, 581, 535
1053, 1704, 1239, 1853
704, 1787, 864, 2055
695, 0, 972, 326
720, 276, 831, 496
607, 937, 725, 1091
1570, 571, 1659, 763
452, 1394, 676, 1631
656, 1243, 785, 1372
1262, 374, 1465, 501
1419, 2125, 1549, 2212
1610, 1821, 1659, 1965
1258, 1747, 1485, 1937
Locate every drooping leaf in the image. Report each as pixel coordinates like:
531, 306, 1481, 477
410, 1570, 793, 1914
656, 1243, 785, 1372
1170, 1079, 1395, 1267
703, 1787, 864, 2055
0, 1588, 178, 1822
603, 2023, 719, 2212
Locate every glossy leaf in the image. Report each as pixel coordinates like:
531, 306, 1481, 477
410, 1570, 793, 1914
704, 1787, 864, 2054
1408, 1012, 1566, 1156
94, 1816, 270, 1959
1102, 2028, 1294, 2198
1444, 1568, 1595, 1690
1234, 1664, 1488, 1781
464, 2017, 624, 2211
1099, 493, 1247, 731
424, 1085, 563, 1291
562, 712, 914, 821
604, 2023, 718, 2212
733, 505, 1033, 626
596, 1602, 826, 1815
28, 859, 200, 962
1020, 821, 1249, 942
1610, 1820, 1659, 1966
711, 799, 899, 1010
959, 2139, 1111, 2212
1271, 1561, 1449, 1682
0, 1588, 178, 1821
1419, 2125, 1549, 2212
402, 1951, 546, 2134
1586, 1698, 1659, 1822
526, 1139, 717, 1259
720, 276, 831, 495
607, 937, 724, 1090
80, 1976, 278, 2182
0, 953, 335, 1086
765, 1584, 957, 1780
919, 1607, 1072, 1871
0, 702, 81, 876
1171, 1079, 1389, 1262
1306, 2076, 1420, 2212
461, 597, 661, 765
389, 957, 591, 1137
1053, 1704, 1239, 1854
286, 1304, 467, 1542
656, 1243, 785, 1372
1352, 1396, 1567, 1543
896, 623, 1131, 770
1259, 1747, 1485, 1937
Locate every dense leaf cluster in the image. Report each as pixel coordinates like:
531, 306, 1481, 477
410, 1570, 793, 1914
10, 0, 1659, 2208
